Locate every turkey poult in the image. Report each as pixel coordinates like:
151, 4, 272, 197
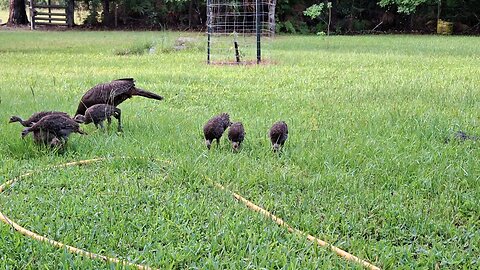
445, 130, 479, 143
74, 104, 122, 132
75, 78, 164, 116
228, 122, 245, 151
269, 121, 288, 152
21, 114, 87, 142
31, 129, 61, 147
9, 111, 70, 127
203, 113, 232, 149
33, 134, 65, 149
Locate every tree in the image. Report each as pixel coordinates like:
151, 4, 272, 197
378, 0, 433, 14
8, 0, 29, 25
304, 2, 332, 35
102, 0, 111, 26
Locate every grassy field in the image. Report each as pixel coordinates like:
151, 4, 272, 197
0, 31, 479, 269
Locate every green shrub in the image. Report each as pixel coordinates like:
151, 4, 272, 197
0, 0, 8, 9
314, 22, 327, 33
283, 20, 296, 34
296, 21, 310, 34
352, 19, 372, 31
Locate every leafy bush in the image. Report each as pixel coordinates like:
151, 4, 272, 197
303, 3, 326, 20
296, 21, 310, 34
81, 0, 100, 25
283, 20, 296, 34
314, 22, 327, 33
352, 19, 372, 31
0, 0, 8, 10
303, 2, 332, 35
379, 0, 428, 14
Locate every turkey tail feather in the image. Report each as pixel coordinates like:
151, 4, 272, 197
133, 88, 164, 101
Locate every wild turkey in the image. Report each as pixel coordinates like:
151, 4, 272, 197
203, 113, 232, 149
31, 129, 60, 147
445, 130, 479, 143
33, 132, 65, 149
269, 121, 288, 152
22, 114, 86, 142
75, 78, 163, 116
9, 111, 70, 127
228, 122, 245, 151
74, 104, 122, 132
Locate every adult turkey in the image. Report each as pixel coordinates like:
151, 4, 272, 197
75, 78, 163, 116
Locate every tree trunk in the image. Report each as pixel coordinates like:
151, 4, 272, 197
188, 0, 201, 29
66, 0, 74, 27
188, 0, 193, 29
330, 0, 338, 33
8, 0, 29, 25
407, 13, 413, 31
102, 0, 111, 26
437, 0, 441, 21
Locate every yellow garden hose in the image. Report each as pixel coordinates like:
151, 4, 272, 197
0, 157, 380, 270
208, 177, 380, 270
0, 158, 157, 270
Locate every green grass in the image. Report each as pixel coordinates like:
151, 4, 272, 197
0, 32, 479, 269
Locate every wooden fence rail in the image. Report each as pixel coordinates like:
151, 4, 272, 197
28, 0, 74, 30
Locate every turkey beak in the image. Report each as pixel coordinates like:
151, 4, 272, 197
232, 142, 239, 151
50, 138, 63, 148
74, 115, 85, 124
206, 140, 212, 150
272, 143, 280, 152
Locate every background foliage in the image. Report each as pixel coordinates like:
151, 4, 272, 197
1, 0, 479, 33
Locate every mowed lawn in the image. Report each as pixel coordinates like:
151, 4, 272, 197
0, 31, 479, 269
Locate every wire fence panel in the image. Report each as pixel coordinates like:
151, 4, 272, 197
207, 0, 276, 64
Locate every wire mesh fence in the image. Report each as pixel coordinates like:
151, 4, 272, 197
207, 0, 276, 64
